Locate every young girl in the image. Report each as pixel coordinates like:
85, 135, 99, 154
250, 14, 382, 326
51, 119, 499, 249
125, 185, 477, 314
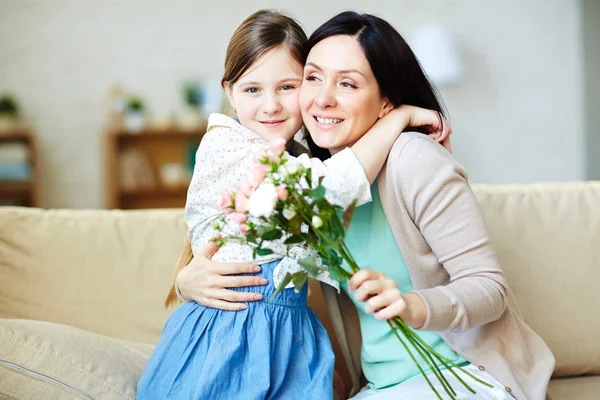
137, 10, 450, 400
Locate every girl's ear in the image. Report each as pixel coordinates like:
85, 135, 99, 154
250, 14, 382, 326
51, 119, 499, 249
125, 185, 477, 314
378, 98, 394, 119
223, 81, 235, 109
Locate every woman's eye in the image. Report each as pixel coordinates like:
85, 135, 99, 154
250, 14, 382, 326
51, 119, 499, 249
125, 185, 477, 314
245, 87, 259, 94
341, 82, 356, 89
305, 75, 318, 82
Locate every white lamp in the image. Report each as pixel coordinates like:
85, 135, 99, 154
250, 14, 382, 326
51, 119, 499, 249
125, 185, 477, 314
412, 23, 465, 86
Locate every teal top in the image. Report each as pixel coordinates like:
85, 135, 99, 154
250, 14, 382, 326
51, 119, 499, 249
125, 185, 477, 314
341, 184, 469, 390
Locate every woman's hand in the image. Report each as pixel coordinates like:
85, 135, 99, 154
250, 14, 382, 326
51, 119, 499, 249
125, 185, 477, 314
348, 268, 427, 328
176, 238, 267, 311
393, 105, 453, 153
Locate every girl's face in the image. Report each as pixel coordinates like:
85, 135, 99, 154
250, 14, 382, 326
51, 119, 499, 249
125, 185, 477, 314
224, 46, 304, 142
299, 35, 392, 154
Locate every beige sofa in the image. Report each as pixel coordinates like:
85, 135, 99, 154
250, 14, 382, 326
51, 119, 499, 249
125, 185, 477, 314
1, 182, 599, 400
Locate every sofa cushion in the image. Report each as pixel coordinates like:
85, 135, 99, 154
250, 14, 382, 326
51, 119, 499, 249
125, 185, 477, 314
0, 318, 154, 400
0, 207, 186, 345
548, 376, 600, 400
472, 182, 600, 377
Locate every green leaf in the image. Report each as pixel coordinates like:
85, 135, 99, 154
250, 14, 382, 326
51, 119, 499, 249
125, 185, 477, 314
257, 248, 274, 256
298, 257, 321, 276
311, 185, 326, 201
305, 168, 313, 187
262, 229, 283, 241
289, 214, 302, 235
343, 199, 358, 230
329, 215, 346, 240
318, 176, 325, 186
328, 265, 349, 283
269, 273, 293, 301
291, 272, 308, 293
284, 235, 304, 245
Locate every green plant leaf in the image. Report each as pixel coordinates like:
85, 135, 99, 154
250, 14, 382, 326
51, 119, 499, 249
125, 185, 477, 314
328, 265, 348, 283
343, 199, 358, 230
289, 214, 302, 235
257, 248, 274, 256
270, 273, 293, 301
298, 257, 321, 276
329, 215, 346, 240
284, 235, 304, 245
311, 185, 326, 201
261, 229, 283, 241
291, 272, 308, 293
305, 168, 313, 187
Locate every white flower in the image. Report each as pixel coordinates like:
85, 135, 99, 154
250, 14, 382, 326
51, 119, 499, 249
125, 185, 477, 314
285, 160, 302, 175
248, 183, 278, 218
312, 216, 323, 228
282, 207, 296, 220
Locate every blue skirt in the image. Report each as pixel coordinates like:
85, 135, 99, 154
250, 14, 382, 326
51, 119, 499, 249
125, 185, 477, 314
137, 260, 335, 400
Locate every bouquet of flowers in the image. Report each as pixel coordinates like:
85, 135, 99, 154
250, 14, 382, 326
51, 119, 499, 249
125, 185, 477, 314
212, 138, 491, 400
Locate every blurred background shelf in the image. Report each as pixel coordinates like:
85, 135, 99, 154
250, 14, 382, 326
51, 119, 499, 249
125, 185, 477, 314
105, 127, 205, 209
0, 129, 40, 207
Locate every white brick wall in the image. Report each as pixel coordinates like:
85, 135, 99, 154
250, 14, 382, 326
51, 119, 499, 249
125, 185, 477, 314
0, 0, 585, 208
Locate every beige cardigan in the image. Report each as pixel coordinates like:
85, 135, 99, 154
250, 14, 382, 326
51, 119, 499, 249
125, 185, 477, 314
321, 132, 554, 400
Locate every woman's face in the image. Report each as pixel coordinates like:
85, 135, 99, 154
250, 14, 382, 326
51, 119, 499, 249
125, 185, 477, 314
299, 35, 391, 153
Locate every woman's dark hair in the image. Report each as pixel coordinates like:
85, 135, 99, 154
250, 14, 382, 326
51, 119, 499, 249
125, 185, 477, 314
304, 11, 446, 160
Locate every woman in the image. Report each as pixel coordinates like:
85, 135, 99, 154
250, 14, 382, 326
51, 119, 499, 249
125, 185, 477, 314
176, 12, 554, 400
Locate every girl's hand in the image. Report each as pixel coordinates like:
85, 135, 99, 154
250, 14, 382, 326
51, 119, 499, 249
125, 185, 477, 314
392, 105, 453, 153
176, 237, 267, 311
348, 268, 427, 328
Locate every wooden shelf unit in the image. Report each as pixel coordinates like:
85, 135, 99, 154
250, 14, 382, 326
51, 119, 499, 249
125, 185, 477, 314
0, 129, 40, 207
105, 127, 205, 209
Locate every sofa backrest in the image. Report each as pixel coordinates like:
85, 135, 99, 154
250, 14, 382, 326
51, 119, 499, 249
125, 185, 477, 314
1, 181, 599, 378
472, 182, 600, 377
0, 207, 187, 345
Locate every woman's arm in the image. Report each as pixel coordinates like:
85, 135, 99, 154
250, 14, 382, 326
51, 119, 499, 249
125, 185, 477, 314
350, 135, 508, 332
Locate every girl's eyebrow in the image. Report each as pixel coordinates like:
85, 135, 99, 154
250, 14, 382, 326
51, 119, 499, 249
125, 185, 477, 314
238, 77, 302, 86
305, 62, 366, 78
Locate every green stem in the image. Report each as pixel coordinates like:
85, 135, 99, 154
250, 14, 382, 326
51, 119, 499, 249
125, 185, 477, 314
395, 323, 458, 398
393, 317, 492, 389
387, 321, 443, 400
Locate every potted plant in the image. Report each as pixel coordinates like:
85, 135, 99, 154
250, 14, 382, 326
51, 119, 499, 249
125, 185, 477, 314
124, 96, 145, 132
0, 95, 21, 131
178, 82, 204, 131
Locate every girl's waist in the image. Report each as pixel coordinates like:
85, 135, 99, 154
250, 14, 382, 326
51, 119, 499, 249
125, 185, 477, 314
228, 260, 307, 306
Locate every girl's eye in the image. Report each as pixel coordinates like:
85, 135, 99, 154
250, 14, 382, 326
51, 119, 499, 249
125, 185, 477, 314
281, 85, 295, 91
245, 87, 259, 94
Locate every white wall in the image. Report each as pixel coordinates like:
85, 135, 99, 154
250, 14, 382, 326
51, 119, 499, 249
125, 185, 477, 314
0, 0, 586, 208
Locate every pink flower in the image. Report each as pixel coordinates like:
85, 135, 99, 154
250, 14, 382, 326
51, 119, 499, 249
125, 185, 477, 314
239, 223, 250, 234
235, 192, 249, 213
275, 185, 288, 201
248, 164, 268, 187
232, 213, 247, 225
240, 181, 254, 197
219, 190, 233, 211
253, 149, 268, 164
269, 138, 287, 155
